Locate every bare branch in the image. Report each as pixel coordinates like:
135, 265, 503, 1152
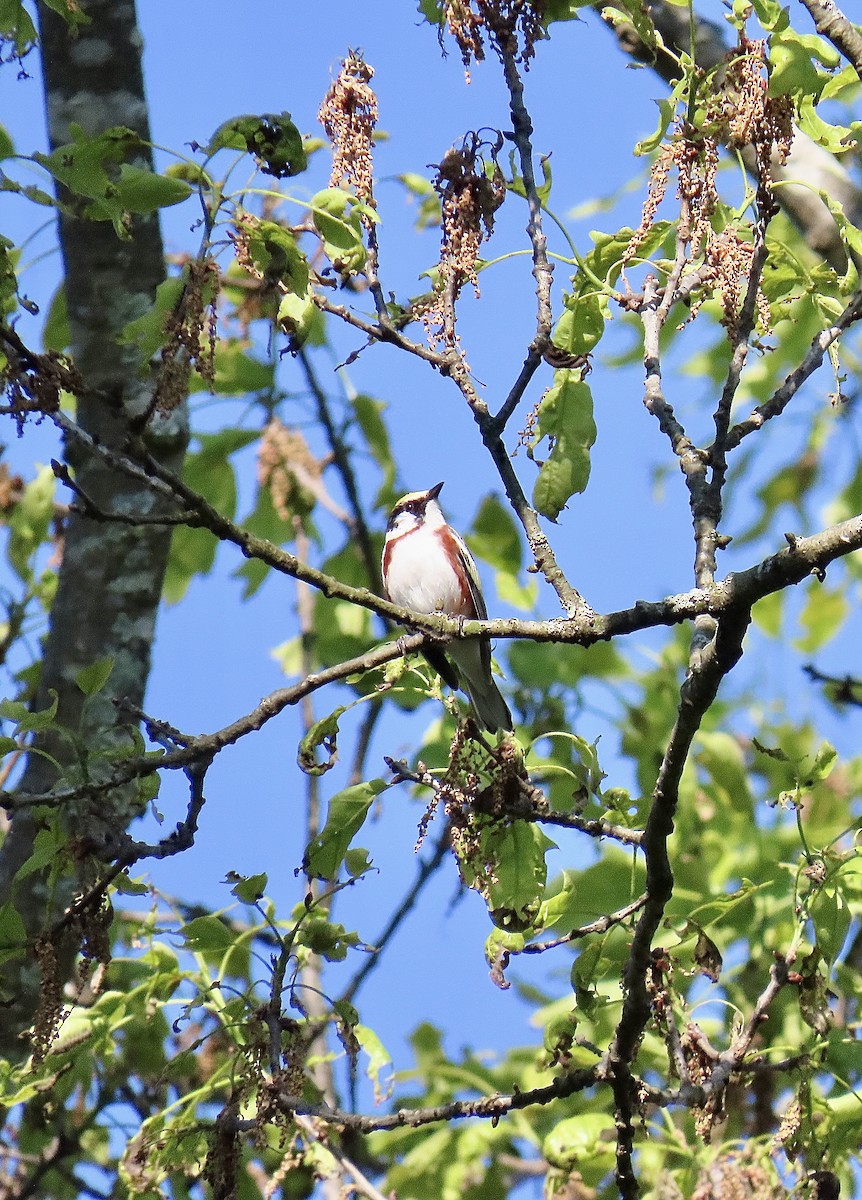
260, 1064, 600, 1132
297, 350, 380, 591
517, 894, 647, 956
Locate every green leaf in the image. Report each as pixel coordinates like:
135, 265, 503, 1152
75, 656, 114, 698
114, 164, 192, 212
466, 494, 522, 573
0, 125, 14, 161
416, 0, 444, 25
0, 901, 26, 952
164, 429, 258, 601
304, 779, 387, 880
552, 292, 606, 357
229, 872, 268, 904
355, 1024, 393, 1102
352, 393, 396, 505
37, 0, 89, 29
17, 822, 66, 880
111, 873, 149, 896
542, 1113, 616, 1184
344, 848, 373, 878
242, 218, 309, 295
7, 464, 56, 583
635, 87, 685, 157
0, 0, 36, 54
297, 707, 346, 776
811, 741, 837, 781
0, 690, 58, 735
811, 885, 851, 968
118, 274, 187, 360
42, 284, 69, 352
481, 822, 555, 931
190, 342, 274, 396
309, 188, 370, 274
530, 372, 597, 520
182, 916, 235, 957
207, 112, 307, 177
277, 291, 318, 349
34, 125, 150, 235
794, 584, 849, 654
751, 590, 783, 638
571, 937, 604, 992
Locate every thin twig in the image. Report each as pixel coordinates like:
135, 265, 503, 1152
723, 285, 862, 449
698, 214, 772, 586
297, 349, 380, 591
519, 894, 648, 956
294, 1114, 390, 1200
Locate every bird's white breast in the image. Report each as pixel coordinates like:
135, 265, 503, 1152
385, 523, 467, 615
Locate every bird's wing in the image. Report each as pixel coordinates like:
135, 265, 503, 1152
450, 528, 487, 620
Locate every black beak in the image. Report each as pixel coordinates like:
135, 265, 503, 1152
427, 481, 444, 500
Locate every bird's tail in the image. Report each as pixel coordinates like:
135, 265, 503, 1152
445, 639, 514, 734
464, 673, 513, 734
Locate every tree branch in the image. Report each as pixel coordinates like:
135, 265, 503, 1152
605, 604, 751, 1197
797, 0, 862, 79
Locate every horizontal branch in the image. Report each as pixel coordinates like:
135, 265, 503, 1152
264, 1064, 599, 1133
3, 510, 860, 811
46, 414, 862, 646
0, 634, 425, 811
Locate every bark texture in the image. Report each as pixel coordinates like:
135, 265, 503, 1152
0, 0, 188, 1049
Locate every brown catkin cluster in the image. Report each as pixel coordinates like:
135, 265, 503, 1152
154, 258, 220, 414
691, 1152, 783, 1200
722, 36, 794, 189
318, 51, 378, 204
440, 0, 544, 70
624, 127, 719, 266
705, 229, 773, 337
257, 419, 321, 526
624, 35, 795, 339
0, 461, 24, 511
202, 1099, 242, 1200
421, 134, 505, 349
77, 894, 113, 989
0, 336, 81, 433
31, 936, 68, 1063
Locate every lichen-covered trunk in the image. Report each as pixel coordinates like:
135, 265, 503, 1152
0, 0, 188, 1049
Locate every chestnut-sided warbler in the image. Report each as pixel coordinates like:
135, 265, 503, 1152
382, 482, 513, 733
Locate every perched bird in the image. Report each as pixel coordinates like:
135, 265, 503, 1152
382, 482, 513, 733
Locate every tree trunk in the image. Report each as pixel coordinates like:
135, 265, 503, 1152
0, 0, 188, 1050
